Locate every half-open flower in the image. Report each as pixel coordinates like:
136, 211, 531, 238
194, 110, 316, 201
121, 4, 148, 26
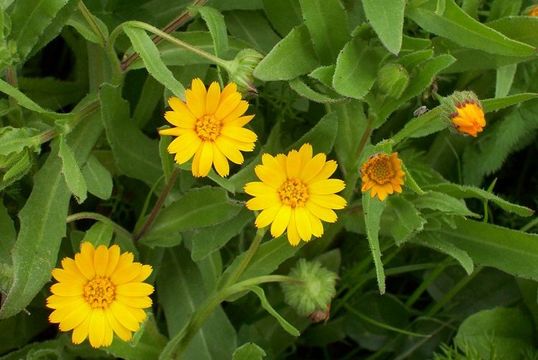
360, 152, 405, 201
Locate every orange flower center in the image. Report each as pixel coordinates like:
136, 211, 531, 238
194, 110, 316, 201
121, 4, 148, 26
195, 115, 221, 141
278, 178, 309, 208
362, 154, 395, 185
83, 277, 116, 309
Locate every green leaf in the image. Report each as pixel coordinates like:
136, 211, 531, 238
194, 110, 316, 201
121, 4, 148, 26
406, 0, 535, 57
333, 37, 379, 99
308, 65, 335, 87
298, 0, 349, 64
253, 25, 320, 81
84, 222, 114, 247
288, 111, 339, 154
441, 218, 538, 281
225, 10, 280, 53
144, 187, 242, 241
426, 183, 534, 217
198, 6, 229, 59
0, 127, 39, 157
10, 0, 70, 59
249, 286, 300, 336
482, 93, 538, 112
232, 342, 266, 360
58, 135, 87, 204
82, 155, 113, 200
191, 208, 253, 261
99, 83, 161, 186
288, 78, 345, 104
158, 247, 237, 359
392, 107, 447, 144
362, 194, 386, 294
455, 307, 534, 360
105, 314, 167, 360
123, 25, 185, 98
0, 200, 15, 265
386, 196, 425, 245
66, 6, 109, 44
331, 101, 367, 174
362, 0, 405, 54
413, 191, 479, 217
487, 16, 538, 48
262, 0, 302, 36
410, 232, 474, 274
0, 110, 102, 319
495, 64, 517, 98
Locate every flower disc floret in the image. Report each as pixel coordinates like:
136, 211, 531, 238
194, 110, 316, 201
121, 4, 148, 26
244, 143, 347, 246
360, 152, 405, 201
47, 242, 154, 348
159, 78, 257, 177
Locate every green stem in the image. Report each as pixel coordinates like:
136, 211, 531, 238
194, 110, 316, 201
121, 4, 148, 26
521, 217, 538, 232
221, 227, 266, 288
163, 274, 296, 359
66, 212, 132, 240
133, 167, 179, 241
405, 258, 451, 308
78, 1, 106, 46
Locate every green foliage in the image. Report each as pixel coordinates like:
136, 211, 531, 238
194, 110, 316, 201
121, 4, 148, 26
1, 0, 538, 358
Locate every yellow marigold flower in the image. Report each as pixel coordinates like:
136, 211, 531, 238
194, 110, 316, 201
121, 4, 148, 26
450, 100, 486, 137
159, 78, 257, 177
360, 152, 405, 201
46, 242, 154, 348
244, 143, 347, 246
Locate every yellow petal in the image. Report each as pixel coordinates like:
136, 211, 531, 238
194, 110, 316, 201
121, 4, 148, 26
117, 295, 152, 309
110, 301, 141, 332
215, 93, 242, 120
255, 205, 281, 228
221, 101, 249, 123
72, 315, 91, 344
298, 143, 313, 164
225, 115, 254, 127
270, 205, 291, 238
294, 207, 312, 242
50, 282, 83, 297
286, 150, 301, 178
47, 294, 83, 309
191, 146, 202, 177
244, 181, 277, 197
197, 141, 213, 177
185, 89, 205, 119
61, 258, 85, 279
301, 153, 326, 183
132, 265, 153, 282
75, 243, 95, 280
93, 245, 109, 277
215, 136, 244, 165
308, 210, 324, 237
164, 111, 196, 129
116, 283, 154, 297
51, 268, 85, 284
246, 194, 280, 210
220, 82, 238, 102
220, 127, 257, 143
309, 179, 345, 195
310, 194, 347, 210
211, 143, 230, 177
173, 134, 202, 165
254, 164, 286, 189
306, 202, 337, 223
159, 127, 184, 137
206, 81, 221, 114
106, 309, 132, 342
287, 211, 301, 246
58, 303, 91, 331
88, 309, 106, 348
111, 263, 143, 285
311, 160, 338, 182
114, 252, 135, 274
106, 245, 121, 277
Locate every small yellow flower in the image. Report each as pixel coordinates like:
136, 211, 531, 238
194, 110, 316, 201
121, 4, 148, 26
47, 242, 154, 348
450, 100, 486, 137
360, 152, 405, 201
244, 144, 347, 246
159, 78, 257, 177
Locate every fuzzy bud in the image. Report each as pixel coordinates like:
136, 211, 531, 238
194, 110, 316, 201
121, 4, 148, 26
226, 49, 263, 95
377, 63, 409, 99
441, 90, 486, 137
281, 259, 337, 317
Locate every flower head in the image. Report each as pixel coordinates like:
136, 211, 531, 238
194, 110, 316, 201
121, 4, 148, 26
527, 5, 538, 16
244, 143, 347, 246
445, 91, 486, 137
360, 152, 405, 201
47, 242, 154, 348
159, 78, 257, 177
281, 259, 337, 316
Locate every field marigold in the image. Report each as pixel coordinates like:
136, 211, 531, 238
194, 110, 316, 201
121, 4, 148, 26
46, 242, 154, 348
360, 152, 405, 201
244, 143, 347, 246
159, 78, 257, 177
444, 91, 486, 137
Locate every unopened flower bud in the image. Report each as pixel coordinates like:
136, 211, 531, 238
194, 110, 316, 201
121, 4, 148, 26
442, 90, 486, 137
226, 49, 263, 95
377, 63, 409, 98
281, 259, 337, 316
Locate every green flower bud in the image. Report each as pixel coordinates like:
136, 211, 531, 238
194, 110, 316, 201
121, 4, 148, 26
226, 49, 263, 94
281, 259, 337, 317
377, 63, 409, 98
